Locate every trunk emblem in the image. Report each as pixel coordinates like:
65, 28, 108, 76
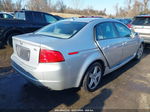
20, 41, 23, 45
34, 48, 37, 51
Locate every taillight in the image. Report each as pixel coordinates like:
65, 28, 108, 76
127, 24, 132, 29
39, 49, 65, 63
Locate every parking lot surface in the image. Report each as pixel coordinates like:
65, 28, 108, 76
0, 46, 150, 112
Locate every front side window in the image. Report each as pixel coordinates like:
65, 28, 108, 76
4, 14, 13, 19
44, 14, 57, 23
114, 23, 131, 37
96, 22, 118, 39
0, 14, 4, 18
36, 21, 87, 39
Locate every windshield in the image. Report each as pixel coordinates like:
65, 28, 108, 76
36, 21, 87, 39
132, 17, 150, 25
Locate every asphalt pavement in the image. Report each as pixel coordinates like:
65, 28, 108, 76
0, 46, 150, 112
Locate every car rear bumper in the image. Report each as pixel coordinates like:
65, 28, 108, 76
11, 60, 71, 91
139, 35, 150, 44
143, 37, 150, 44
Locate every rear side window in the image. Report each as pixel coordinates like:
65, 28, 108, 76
96, 25, 104, 40
14, 12, 26, 20
96, 22, 118, 40
132, 17, 150, 25
114, 23, 131, 37
44, 14, 57, 23
33, 12, 45, 23
36, 21, 87, 39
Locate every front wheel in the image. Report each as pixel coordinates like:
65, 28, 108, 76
82, 62, 103, 92
135, 44, 144, 60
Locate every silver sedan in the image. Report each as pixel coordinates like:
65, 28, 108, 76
11, 18, 144, 92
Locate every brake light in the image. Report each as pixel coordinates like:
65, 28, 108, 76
127, 24, 132, 29
39, 49, 65, 63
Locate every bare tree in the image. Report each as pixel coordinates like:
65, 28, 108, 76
71, 0, 82, 10
114, 3, 119, 16
27, 0, 50, 12
126, 0, 143, 17
55, 0, 66, 13
14, 0, 23, 10
143, 0, 150, 12
127, 0, 132, 10
1, 0, 14, 12
114, 0, 149, 17
131, 0, 143, 15
0, 0, 2, 11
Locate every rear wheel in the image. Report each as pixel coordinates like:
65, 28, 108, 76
7, 33, 20, 47
0, 41, 5, 49
135, 44, 144, 60
82, 62, 103, 92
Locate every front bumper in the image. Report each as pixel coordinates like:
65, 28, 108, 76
11, 60, 71, 90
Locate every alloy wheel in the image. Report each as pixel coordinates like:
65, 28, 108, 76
88, 66, 102, 90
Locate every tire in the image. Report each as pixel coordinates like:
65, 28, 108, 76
0, 41, 5, 49
7, 33, 20, 47
135, 44, 144, 60
82, 62, 103, 92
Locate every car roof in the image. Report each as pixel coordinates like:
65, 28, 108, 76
63, 18, 117, 23
15, 10, 51, 15
15, 10, 57, 17
0, 12, 10, 14
135, 15, 150, 17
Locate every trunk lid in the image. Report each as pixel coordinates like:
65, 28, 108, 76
13, 35, 41, 69
13, 33, 67, 68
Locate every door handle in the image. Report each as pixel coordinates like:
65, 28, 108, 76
106, 45, 110, 48
103, 45, 110, 50
124, 42, 127, 44
122, 42, 127, 45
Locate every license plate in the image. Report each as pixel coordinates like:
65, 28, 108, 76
16, 45, 30, 61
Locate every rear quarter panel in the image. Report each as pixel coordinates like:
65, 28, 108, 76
42, 21, 108, 87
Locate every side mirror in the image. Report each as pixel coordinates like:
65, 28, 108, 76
130, 32, 139, 38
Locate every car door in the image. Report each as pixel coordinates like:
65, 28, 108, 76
31, 12, 48, 31
114, 22, 138, 61
95, 22, 124, 68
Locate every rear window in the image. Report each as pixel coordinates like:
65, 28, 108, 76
132, 17, 150, 25
14, 11, 26, 20
36, 21, 87, 39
